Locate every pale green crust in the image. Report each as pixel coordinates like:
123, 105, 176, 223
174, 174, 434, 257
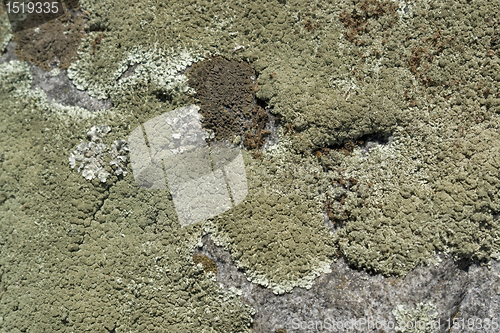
205, 136, 338, 294
0, 60, 254, 332
2, 0, 500, 330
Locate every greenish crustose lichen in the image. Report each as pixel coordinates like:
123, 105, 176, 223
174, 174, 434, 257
4, 0, 500, 313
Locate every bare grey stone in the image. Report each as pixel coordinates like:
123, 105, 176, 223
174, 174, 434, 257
29, 63, 112, 111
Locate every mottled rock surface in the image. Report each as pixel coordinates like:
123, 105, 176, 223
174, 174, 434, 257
197, 235, 499, 333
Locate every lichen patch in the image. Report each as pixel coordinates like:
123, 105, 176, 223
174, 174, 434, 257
13, 9, 86, 70
187, 56, 271, 149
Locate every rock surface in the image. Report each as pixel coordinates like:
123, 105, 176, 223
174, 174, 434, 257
197, 235, 500, 333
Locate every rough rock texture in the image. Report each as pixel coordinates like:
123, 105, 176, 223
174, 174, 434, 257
197, 235, 499, 333
30, 64, 112, 111
455, 260, 500, 332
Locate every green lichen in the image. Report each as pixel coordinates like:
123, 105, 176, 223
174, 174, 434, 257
205, 135, 337, 294
64, 0, 500, 281
316, 0, 500, 275
0, 60, 254, 332
392, 302, 439, 333
3, 1, 500, 331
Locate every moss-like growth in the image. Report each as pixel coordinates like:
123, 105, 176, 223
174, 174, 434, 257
187, 56, 255, 140
187, 56, 270, 148
193, 254, 218, 274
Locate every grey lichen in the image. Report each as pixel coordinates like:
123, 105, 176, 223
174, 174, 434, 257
69, 125, 129, 182
67, 45, 204, 100
392, 302, 439, 333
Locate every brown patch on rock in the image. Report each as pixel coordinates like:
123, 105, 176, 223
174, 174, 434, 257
243, 105, 271, 150
90, 33, 105, 55
193, 254, 218, 274
339, 0, 398, 45
324, 174, 363, 230
336, 139, 364, 156
13, 9, 86, 71
407, 29, 454, 87
187, 56, 270, 149
304, 19, 320, 32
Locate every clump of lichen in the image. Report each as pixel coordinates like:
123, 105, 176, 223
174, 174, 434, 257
193, 254, 218, 275
311, 0, 500, 275
205, 136, 337, 294
187, 56, 270, 148
393, 302, 438, 333
13, 9, 86, 70
50, 0, 500, 288
68, 44, 204, 100
1, 57, 255, 333
69, 125, 129, 182
187, 56, 255, 138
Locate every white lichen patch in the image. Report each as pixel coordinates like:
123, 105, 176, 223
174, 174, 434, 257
393, 302, 439, 333
68, 43, 205, 100
69, 125, 129, 182
0, 60, 112, 123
